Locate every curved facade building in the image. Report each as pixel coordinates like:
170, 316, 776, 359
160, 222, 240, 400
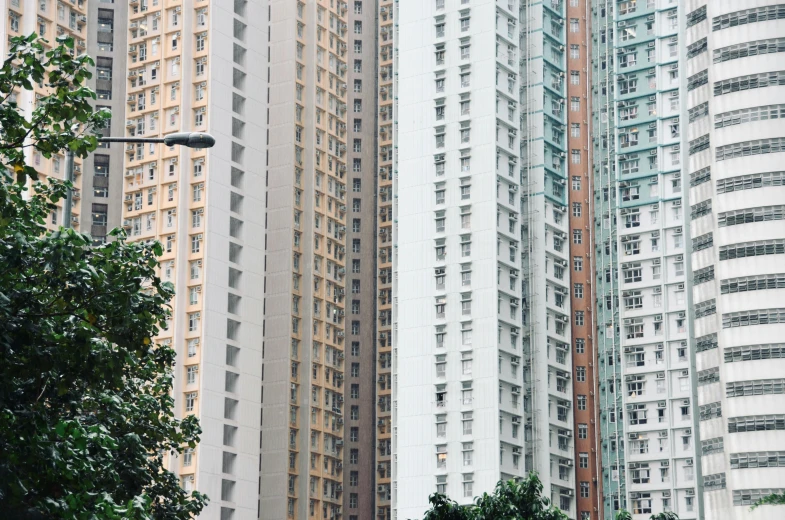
683, 1, 785, 519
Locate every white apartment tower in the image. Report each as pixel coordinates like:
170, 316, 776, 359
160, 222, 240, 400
683, 1, 785, 519
395, 0, 575, 518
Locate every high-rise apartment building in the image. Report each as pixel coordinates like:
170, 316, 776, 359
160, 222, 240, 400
566, 1, 603, 519
121, 1, 267, 519
591, 1, 701, 518
520, 0, 577, 516
683, 1, 785, 518
4, 0, 89, 230
81, 0, 127, 243
394, 0, 575, 518
261, 1, 349, 519
374, 1, 394, 519
342, 0, 382, 518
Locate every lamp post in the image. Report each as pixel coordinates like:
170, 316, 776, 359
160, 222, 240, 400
63, 132, 216, 229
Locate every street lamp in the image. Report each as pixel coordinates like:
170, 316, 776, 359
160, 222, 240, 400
63, 132, 216, 229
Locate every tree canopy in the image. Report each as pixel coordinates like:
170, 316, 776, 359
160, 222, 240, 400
422, 473, 569, 520
0, 34, 206, 519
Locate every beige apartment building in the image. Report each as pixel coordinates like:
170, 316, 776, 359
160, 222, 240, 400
119, 0, 268, 519
4, 0, 89, 230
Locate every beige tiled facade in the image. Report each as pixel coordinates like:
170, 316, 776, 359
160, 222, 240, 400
4, 0, 89, 230
262, 1, 349, 519
375, 2, 393, 520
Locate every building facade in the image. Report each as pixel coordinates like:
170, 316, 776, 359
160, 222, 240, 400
374, 1, 394, 519
591, 0, 701, 518
81, 0, 127, 243
120, 1, 268, 519
683, 1, 785, 519
261, 1, 349, 519
566, 0, 603, 519
343, 0, 381, 518
394, 0, 576, 518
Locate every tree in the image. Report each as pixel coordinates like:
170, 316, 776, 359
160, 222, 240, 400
0, 35, 206, 519
751, 492, 785, 510
423, 473, 569, 520
616, 509, 679, 520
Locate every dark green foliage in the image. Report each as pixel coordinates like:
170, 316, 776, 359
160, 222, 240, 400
751, 492, 785, 510
0, 35, 206, 519
616, 509, 680, 520
423, 473, 569, 520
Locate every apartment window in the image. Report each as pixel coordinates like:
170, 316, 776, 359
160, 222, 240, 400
573, 257, 583, 272
579, 453, 588, 468
354, 21, 362, 34
570, 97, 580, 111
185, 392, 197, 412
574, 284, 584, 299
188, 312, 201, 332
570, 18, 579, 32
570, 44, 579, 59
576, 366, 586, 382
574, 311, 584, 326
186, 365, 198, 385
578, 424, 588, 439
570, 71, 580, 86
573, 230, 582, 244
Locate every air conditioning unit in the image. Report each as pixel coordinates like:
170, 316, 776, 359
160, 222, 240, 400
678, 311, 685, 318
681, 370, 689, 377
512, 416, 521, 424
629, 433, 639, 440
686, 489, 695, 496
685, 428, 691, 435
686, 458, 694, 466
662, 461, 670, 467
